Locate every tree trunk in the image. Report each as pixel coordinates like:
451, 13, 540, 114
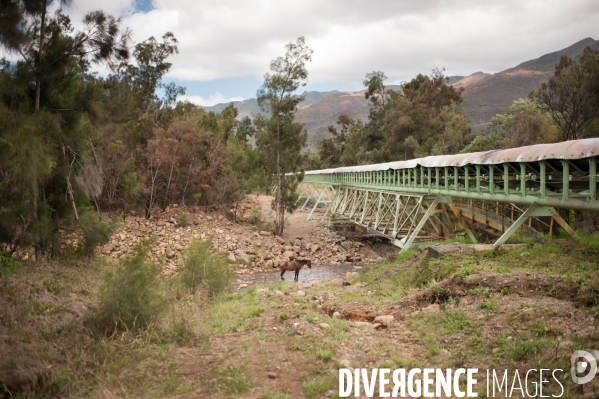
275, 119, 283, 236
32, 178, 42, 261
32, 1, 47, 260
35, 0, 47, 112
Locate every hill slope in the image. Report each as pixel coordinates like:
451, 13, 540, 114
204, 38, 598, 141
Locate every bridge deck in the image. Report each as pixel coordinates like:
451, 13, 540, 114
297, 139, 598, 250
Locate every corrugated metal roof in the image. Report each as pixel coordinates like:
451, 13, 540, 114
304, 138, 599, 174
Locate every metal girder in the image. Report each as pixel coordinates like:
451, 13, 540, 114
325, 186, 449, 250
493, 203, 577, 247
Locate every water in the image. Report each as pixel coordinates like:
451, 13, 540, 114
235, 264, 362, 287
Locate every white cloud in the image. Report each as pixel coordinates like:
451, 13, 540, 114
179, 93, 244, 107
65, 0, 599, 89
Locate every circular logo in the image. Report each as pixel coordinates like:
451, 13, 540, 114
571, 350, 597, 384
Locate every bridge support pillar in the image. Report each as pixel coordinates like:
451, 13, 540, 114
395, 197, 439, 251
307, 185, 335, 220
493, 203, 578, 247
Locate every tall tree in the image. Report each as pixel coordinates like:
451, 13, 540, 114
0, 2, 131, 259
363, 71, 389, 108
535, 46, 599, 141
256, 37, 312, 236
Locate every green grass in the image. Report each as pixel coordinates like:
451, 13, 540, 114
315, 349, 333, 362
302, 378, 330, 398
216, 365, 253, 394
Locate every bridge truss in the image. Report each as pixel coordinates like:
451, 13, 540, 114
296, 139, 599, 251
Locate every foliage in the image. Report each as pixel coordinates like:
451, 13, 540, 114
87, 244, 165, 334
256, 37, 312, 235
78, 209, 114, 255
363, 71, 389, 108
535, 46, 599, 141
178, 213, 189, 227
0, 251, 20, 277
313, 68, 469, 166
462, 98, 558, 152
179, 239, 232, 297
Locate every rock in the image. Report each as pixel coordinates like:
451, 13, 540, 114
170, 217, 179, 226
423, 304, 440, 312
330, 278, 344, 286
129, 210, 137, 216
228, 252, 236, 262
218, 215, 224, 221
333, 312, 342, 319
274, 290, 285, 296
282, 250, 296, 260
311, 245, 320, 253
234, 250, 252, 265
339, 358, 352, 368
207, 216, 213, 221
175, 244, 184, 251
340, 241, 353, 251
276, 237, 285, 244
265, 259, 274, 268
319, 323, 330, 329
259, 230, 272, 236
374, 315, 394, 327
373, 323, 383, 329
344, 272, 359, 283
165, 247, 176, 259
296, 290, 306, 297
352, 321, 374, 328
267, 372, 277, 379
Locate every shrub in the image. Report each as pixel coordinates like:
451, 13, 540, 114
79, 210, 114, 255
0, 251, 20, 277
87, 245, 165, 335
248, 207, 272, 232
179, 239, 232, 297
178, 213, 189, 227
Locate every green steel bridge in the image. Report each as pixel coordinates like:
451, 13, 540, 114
296, 138, 599, 251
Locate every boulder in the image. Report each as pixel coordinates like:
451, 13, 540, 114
340, 241, 353, 251
234, 250, 252, 265
282, 250, 296, 260
344, 272, 359, 283
374, 315, 394, 327
259, 230, 272, 236
165, 247, 176, 259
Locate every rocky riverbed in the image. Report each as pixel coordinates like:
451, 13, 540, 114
98, 196, 387, 278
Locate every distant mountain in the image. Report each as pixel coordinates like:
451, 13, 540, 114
453, 69, 550, 129
204, 37, 599, 142
508, 37, 599, 72
452, 37, 599, 129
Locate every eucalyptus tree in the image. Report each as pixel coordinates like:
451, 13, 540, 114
256, 37, 312, 236
535, 46, 599, 141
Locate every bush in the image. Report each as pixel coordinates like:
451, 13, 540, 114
87, 245, 165, 335
178, 213, 189, 227
79, 210, 114, 255
179, 239, 232, 297
0, 251, 20, 277
247, 207, 272, 232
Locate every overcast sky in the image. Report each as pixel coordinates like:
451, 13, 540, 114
62, 0, 599, 105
